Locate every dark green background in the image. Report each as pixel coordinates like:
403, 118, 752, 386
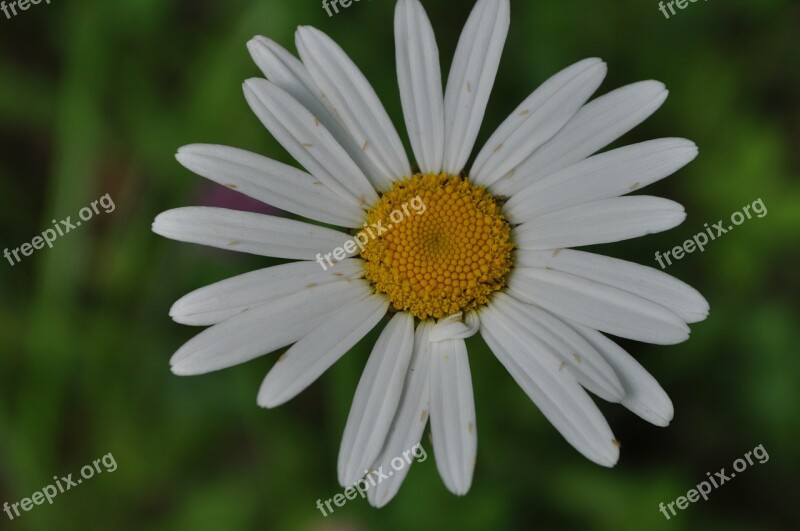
1, 0, 798, 529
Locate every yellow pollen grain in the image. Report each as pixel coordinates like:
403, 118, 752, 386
361, 173, 514, 319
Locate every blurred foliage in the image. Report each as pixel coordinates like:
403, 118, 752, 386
1, 0, 798, 530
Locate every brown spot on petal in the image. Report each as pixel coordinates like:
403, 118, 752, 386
629, 181, 640, 191
227, 241, 240, 247
306, 282, 317, 288
518, 109, 530, 116
226, 184, 238, 189
612, 439, 622, 448
572, 352, 581, 364
493, 143, 504, 153
467, 422, 474, 434
559, 361, 566, 371
466, 81, 472, 93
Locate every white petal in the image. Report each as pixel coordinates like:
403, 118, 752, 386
243, 78, 378, 207
515, 249, 709, 324
428, 311, 480, 342
513, 196, 686, 250
480, 306, 619, 466
338, 312, 415, 487
505, 138, 698, 222
508, 268, 690, 345
490, 81, 669, 196
152, 207, 353, 260
471, 58, 607, 187
429, 337, 477, 495
248, 36, 319, 108
567, 321, 674, 426
395, 0, 445, 174
170, 259, 365, 326
442, 0, 510, 175
248, 36, 394, 187
490, 293, 624, 402
176, 144, 366, 228
296, 26, 411, 190
170, 280, 374, 375
367, 321, 434, 508
257, 294, 389, 408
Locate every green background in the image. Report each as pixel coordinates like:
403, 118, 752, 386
1, 0, 798, 529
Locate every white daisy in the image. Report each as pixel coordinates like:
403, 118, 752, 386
153, 0, 709, 506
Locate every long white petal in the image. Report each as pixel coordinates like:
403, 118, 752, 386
513, 196, 686, 250
338, 312, 415, 487
243, 78, 378, 207
248, 36, 395, 187
505, 138, 698, 222
176, 144, 366, 228
367, 321, 434, 508
480, 306, 619, 466
471, 58, 607, 187
429, 337, 477, 495
490, 81, 669, 196
170, 280, 374, 375
508, 268, 690, 345
442, 0, 510, 175
567, 321, 674, 426
247, 36, 320, 110
395, 0, 445, 174
152, 207, 352, 260
490, 293, 624, 402
296, 26, 411, 190
257, 294, 389, 408
170, 259, 365, 326
515, 249, 709, 324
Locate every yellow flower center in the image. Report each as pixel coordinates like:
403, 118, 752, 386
361, 173, 514, 319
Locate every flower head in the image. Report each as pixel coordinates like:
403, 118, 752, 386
154, 0, 708, 506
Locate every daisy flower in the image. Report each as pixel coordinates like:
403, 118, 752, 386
153, 0, 708, 506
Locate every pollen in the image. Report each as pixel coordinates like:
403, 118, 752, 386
361, 173, 514, 319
